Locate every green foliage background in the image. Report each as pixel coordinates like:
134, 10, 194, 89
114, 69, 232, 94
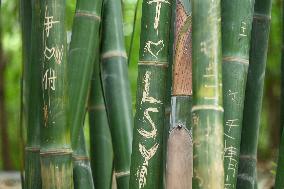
0, 0, 282, 170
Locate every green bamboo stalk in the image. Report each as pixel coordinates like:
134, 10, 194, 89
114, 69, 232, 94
166, 0, 192, 188
68, 0, 103, 149
73, 129, 94, 189
100, 0, 133, 187
22, 0, 42, 188
129, 0, 172, 188
40, 0, 73, 188
191, 0, 223, 188
89, 61, 113, 189
221, 0, 255, 188
67, 1, 103, 188
235, 1, 271, 188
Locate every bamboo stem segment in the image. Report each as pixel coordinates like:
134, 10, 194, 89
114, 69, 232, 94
221, 0, 255, 188
191, 0, 224, 188
40, 0, 73, 188
129, 0, 172, 188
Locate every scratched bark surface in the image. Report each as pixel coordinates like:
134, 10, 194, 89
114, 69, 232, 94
67, 0, 103, 149
166, 0, 192, 188
239, 1, 271, 188
89, 57, 113, 189
129, 0, 172, 188
22, 0, 42, 188
100, 0, 133, 188
191, 0, 224, 188
221, 0, 255, 188
40, 0, 73, 188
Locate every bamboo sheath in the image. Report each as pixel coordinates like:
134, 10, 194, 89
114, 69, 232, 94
238, 0, 272, 186
221, 0, 255, 188
191, 0, 224, 188
129, 0, 172, 188
89, 60, 113, 189
166, 0, 192, 188
100, 0, 133, 187
39, 0, 73, 188
21, 0, 42, 188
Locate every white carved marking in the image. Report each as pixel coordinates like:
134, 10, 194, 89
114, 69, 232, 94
144, 40, 165, 59
44, 6, 59, 37
142, 71, 162, 104
138, 108, 158, 139
44, 45, 64, 64
137, 143, 159, 189
42, 68, 57, 91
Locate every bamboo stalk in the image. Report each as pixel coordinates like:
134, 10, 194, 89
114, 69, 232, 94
238, 0, 272, 187
100, 0, 133, 187
22, 0, 42, 187
129, 0, 172, 188
39, 0, 73, 188
191, 0, 223, 188
67, 0, 103, 149
238, 0, 272, 184
166, 0, 192, 188
73, 129, 94, 189
221, 0, 255, 188
89, 60, 113, 189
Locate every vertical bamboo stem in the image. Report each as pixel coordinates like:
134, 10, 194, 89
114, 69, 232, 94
40, 0, 73, 188
191, 0, 224, 188
221, 0, 255, 188
23, 0, 42, 187
100, 0, 133, 187
129, 0, 172, 188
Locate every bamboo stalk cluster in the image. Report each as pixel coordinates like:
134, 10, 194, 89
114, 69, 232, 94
20, 0, 274, 188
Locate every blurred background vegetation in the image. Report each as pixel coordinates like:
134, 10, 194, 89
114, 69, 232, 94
0, 0, 282, 177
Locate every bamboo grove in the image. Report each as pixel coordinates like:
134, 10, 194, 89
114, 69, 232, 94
18, 0, 282, 188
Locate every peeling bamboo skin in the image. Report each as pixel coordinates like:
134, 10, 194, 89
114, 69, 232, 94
100, 0, 133, 187
221, 0, 255, 188
166, 96, 192, 189
73, 130, 94, 189
237, 1, 271, 188
129, 0, 172, 188
40, 0, 73, 188
89, 60, 113, 189
24, 0, 42, 188
192, 0, 224, 188
68, 0, 103, 148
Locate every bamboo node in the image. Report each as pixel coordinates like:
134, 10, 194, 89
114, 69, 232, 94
75, 10, 101, 21
223, 56, 249, 65
115, 170, 130, 178
191, 105, 224, 112
25, 147, 40, 152
138, 61, 168, 67
40, 149, 73, 156
254, 13, 271, 21
101, 50, 128, 60
72, 155, 89, 161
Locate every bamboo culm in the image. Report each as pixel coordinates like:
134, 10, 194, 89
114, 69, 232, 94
191, 0, 224, 188
238, 0, 272, 187
166, 0, 192, 188
67, 0, 103, 150
221, 0, 255, 188
24, 0, 42, 188
100, 0, 133, 187
89, 56, 113, 189
129, 0, 172, 188
40, 0, 73, 188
